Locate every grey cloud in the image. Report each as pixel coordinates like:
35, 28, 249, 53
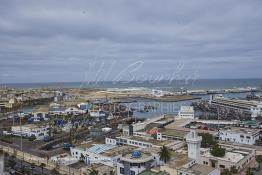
0, 0, 262, 83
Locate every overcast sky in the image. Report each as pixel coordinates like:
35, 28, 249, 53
0, 0, 262, 83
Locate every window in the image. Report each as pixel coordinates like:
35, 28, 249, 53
120, 167, 124, 174
219, 165, 225, 168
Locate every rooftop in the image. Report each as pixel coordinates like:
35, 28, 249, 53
79, 144, 116, 154
12, 124, 49, 129
201, 148, 245, 163
178, 164, 217, 175
180, 106, 194, 112
91, 163, 114, 172
138, 170, 169, 175
221, 127, 260, 134
121, 150, 153, 163
159, 128, 188, 138
165, 153, 192, 168
101, 145, 135, 157
118, 136, 173, 146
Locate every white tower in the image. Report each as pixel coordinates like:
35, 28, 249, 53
186, 130, 202, 163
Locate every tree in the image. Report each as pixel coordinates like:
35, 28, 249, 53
211, 144, 225, 157
80, 153, 85, 163
199, 133, 217, 148
256, 155, 262, 170
158, 146, 171, 163
40, 163, 46, 175
221, 168, 232, 175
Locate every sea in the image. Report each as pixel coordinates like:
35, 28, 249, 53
1, 79, 262, 90
8, 79, 262, 118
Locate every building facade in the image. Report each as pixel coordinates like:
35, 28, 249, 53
219, 128, 260, 145
11, 124, 50, 140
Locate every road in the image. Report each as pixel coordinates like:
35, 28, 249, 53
5, 156, 53, 175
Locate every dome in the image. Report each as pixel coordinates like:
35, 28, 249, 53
131, 150, 141, 158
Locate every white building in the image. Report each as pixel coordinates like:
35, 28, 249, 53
70, 144, 134, 167
186, 130, 202, 163
151, 89, 164, 97
105, 136, 154, 148
61, 122, 73, 132
65, 107, 84, 115
200, 144, 255, 172
178, 106, 195, 119
251, 104, 262, 118
117, 149, 162, 175
219, 128, 260, 145
32, 112, 49, 122
11, 124, 50, 140
89, 110, 106, 118
185, 130, 255, 173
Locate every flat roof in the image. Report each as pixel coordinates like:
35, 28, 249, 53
85, 144, 116, 154
92, 163, 114, 172
201, 148, 245, 163
139, 170, 169, 175
212, 98, 261, 109
165, 119, 217, 135
179, 164, 216, 175
159, 128, 188, 138
165, 153, 192, 168
12, 124, 48, 129
118, 136, 172, 146
221, 127, 260, 134
101, 145, 135, 157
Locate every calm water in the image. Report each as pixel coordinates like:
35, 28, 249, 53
122, 91, 262, 118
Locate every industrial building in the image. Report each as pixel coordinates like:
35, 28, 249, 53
219, 128, 260, 145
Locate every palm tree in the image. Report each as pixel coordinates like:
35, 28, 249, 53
158, 146, 171, 163
80, 153, 85, 163
40, 163, 46, 175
